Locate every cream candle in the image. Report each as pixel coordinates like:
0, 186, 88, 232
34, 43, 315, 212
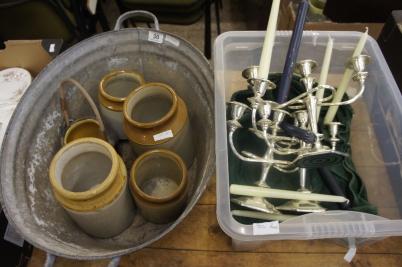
323, 28, 368, 124
316, 36, 333, 118
231, 210, 296, 222
257, 0, 281, 79
230, 184, 349, 203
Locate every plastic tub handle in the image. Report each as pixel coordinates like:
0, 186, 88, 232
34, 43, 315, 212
114, 11, 160, 31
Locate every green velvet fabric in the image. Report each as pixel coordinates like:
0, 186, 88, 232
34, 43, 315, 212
228, 73, 377, 225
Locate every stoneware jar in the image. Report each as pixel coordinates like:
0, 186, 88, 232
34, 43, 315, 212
49, 137, 135, 238
129, 149, 189, 224
123, 82, 195, 168
63, 118, 100, 145
99, 70, 146, 139
60, 78, 117, 146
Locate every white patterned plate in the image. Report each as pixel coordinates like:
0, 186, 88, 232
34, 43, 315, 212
0, 68, 32, 104
0, 103, 18, 148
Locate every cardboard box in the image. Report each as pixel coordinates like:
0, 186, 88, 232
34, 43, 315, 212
0, 39, 63, 265
0, 39, 63, 77
278, 0, 384, 39
377, 10, 402, 93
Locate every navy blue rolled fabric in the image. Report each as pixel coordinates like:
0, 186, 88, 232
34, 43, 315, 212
278, 121, 317, 144
317, 167, 352, 210
276, 0, 309, 104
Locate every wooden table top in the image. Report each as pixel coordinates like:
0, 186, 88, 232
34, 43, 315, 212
26, 71, 402, 266
27, 171, 402, 267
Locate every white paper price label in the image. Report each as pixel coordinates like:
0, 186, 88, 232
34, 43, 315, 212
4, 223, 24, 247
165, 35, 180, 47
148, 31, 164, 43
253, 221, 280, 235
153, 130, 173, 141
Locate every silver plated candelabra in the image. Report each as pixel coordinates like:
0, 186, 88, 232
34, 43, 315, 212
228, 54, 372, 214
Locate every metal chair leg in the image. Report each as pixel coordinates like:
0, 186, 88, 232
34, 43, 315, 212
214, 0, 220, 34
204, 0, 211, 59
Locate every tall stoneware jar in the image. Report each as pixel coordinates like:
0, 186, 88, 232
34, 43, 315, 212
129, 149, 189, 224
123, 83, 195, 168
49, 137, 135, 238
99, 70, 146, 139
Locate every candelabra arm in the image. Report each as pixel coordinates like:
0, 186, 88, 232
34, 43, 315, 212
278, 85, 334, 109
241, 151, 290, 165
229, 131, 291, 165
320, 72, 368, 107
315, 85, 336, 103
262, 130, 305, 155
273, 165, 299, 173
277, 90, 311, 109
251, 128, 298, 143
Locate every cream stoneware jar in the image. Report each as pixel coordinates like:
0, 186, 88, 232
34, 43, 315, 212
123, 83, 195, 168
99, 70, 146, 139
49, 137, 135, 238
129, 149, 189, 224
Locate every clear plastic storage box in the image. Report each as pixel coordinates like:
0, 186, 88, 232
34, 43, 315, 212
214, 31, 402, 252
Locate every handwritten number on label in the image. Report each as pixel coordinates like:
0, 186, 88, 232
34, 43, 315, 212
148, 31, 163, 43
253, 221, 280, 235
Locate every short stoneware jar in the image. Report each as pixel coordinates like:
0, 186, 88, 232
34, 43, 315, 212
99, 70, 146, 139
60, 78, 117, 146
123, 83, 195, 168
49, 137, 135, 238
129, 149, 189, 224
62, 117, 117, 146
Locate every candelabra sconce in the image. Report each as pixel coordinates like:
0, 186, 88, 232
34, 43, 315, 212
320, 54, 372, 109
345, 55, 372, 82
325, 122, 344, 150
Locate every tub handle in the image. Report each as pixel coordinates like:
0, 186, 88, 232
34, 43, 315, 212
108, 256, 122, 267
114, 10, 160, 31
43, 253, 121, 266
59, 78, 108, 142
43, 253, 56, 267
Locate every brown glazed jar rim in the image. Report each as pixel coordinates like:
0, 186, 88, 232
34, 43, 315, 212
123, 83, 178, 130
122, 96, 187, 145
130, 149, 188, 203
62, 117, 99, 146
99, 70, 146, 103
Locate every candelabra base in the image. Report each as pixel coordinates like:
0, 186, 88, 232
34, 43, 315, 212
291, 149, 349, 169
254, 181, 270, 188
276, 199, 326, 213
230, 196, 282, 214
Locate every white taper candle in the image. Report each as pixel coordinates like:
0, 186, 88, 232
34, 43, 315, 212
323, 28, 368, 124
316, 36, 333, 118
230, 184, 349, 203
257, 0, 281, 79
